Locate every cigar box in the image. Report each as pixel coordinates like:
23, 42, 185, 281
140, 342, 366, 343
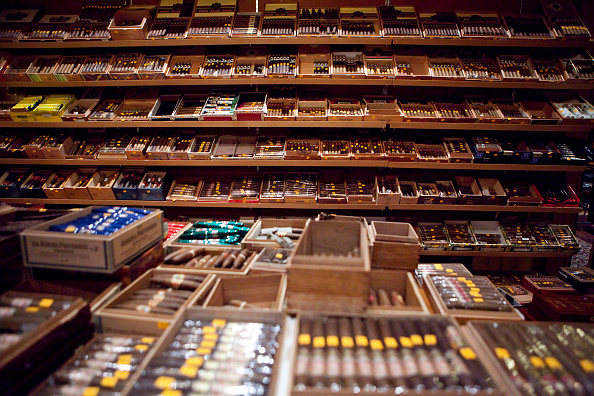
477, 178, 507, 205
457, 12, 509, 38
287, 220, 371, 312
296, 99, 327, 120
19, 170, 51, 198
125, 135, 150, 159
121, 308, 286, 396
197, 178, 232, 201
497, 138, 531, 164
416, 143, 449, 162
420, 12, 461, 38
398, 180, 419, 204
89, 99, 123, 121
346, 177, 375, 203
0, 292, 90, 395
40, 134, 74, 159
34, 94, 75, 122
202, 274, 287, 311
22, 14, 78, 41
108, 5, 154, 40
383, 140, 417, 161
364, 46, 395, 79
161, 246, 256, 275
0, 168, 29, 198
331, 51, 365, 78
229, 175, 260, 202
544, 92, 594, 125
367, 270, 428, 314
165, 179, 202, 202
317, 170, 346, 204
260, 173, 286, 203
339, 7, 381, 37
138, 171, 169, 201
62, 167, 96, 199
212, 135, 237, 158
21, 206, 164, 273
250, 248, 292, 274
500, 223, 536, 252
113, 167, 144, 200
267, 50, 297, 78
22, 135, 49, 159
285, 172, 317, 203
146, 135, 174, 159
435, 180, 458, 204
549, 224, 581, 253
107, 52, 143, 80
425, 275, 522, 324
415, 263, 472, 285
417, 222, 450, 250
172, 93, 208, 119
189, 0, 235, 38
559, 267, 594, 294
537, 182, 579, 206
235, 92, 267, 121
41, 171, 71, 199
368, 221, 420, 270
503, 14, 555, 38
260, 3, 297, 37
540, 0, 591, 38
519, 101, 562, 125
148, 16, 191, 40
0, 9, 38, 42
242, 218, 308, 250
444, 137, 473, 162
466, 97, 504, 123
80, 54, 114, 81
3, 55, 34, 82
63, 91, 102, 122
53, 55, 86, 81
428, 51, 465, 80
188, 135, 215, 159
558, 50, 594, 82
231, 12, 261, 37
433, 100, 475, 122
529, 223, 562, 252
0, 102, 17, 122
10, 95, 44, 122
455, 176, 483, 205
97, 133, 132, 158
491, 99, 530, 124
168, 133, 197, 159
201, 52, 235, 78
362, 96, 402, 122
201, 90, 239, 120
114, 98, 158, 121
26, 55, 61, 82
166, 54, 205, 78
530, 293, 594, 322
394, 49, 431, 79
0, 134, 19, 157
327, 98, 363, 121
378, 5, 422, 37
96, 268, 215, 335
374, 175, 401, 207
254, 136, 285, 159
285, 139, 320, 160
233, 46, 267, 78
460, 57, 501, 81
399, 99, 438, 122
87, 169, 120, 200
137, 54, 170, 80
67, 19, 111, 40
349, 136, 384, 160
289, 314, 503, 396
445, 221, 477, 251
265, 98, 296, 120
532, 57, 565, 82
501, 180, 543, 206
518, 139, 561, 164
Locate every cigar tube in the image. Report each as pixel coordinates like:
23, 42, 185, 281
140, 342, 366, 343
294, 317, 311, 390
227, 299, 258, 309
164, 247, 205, 264
338, 317, 357, 390
309, 317, 326, 387
369, 288, 379, 305
377, 289, 391, 306
213, 250, 231, 268
222, 249, 240, 268
351, 317, 375, 391
324, 318, 342, 390
232, 248, 251, 269
364, 318, 390, 391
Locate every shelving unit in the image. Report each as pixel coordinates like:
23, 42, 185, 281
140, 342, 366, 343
1, 0, 592, 269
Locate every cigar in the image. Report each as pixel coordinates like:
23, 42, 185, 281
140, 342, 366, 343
377, 289, 391, 306
232, 248, 252, 269
325, 318, 342, 389
227, 299, 259, 309
309, 317, 326, 387
294, 317, 312, 390
164, 247, 205, 264
338, 317, 357, 389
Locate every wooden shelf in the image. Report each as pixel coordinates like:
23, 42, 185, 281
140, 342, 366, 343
420, 250, 573, 258
0, 158, 584, 172
0, 198, 581, 213
0, 36, 591, 50
2, 78, 592, 90
1, 120, 590, 132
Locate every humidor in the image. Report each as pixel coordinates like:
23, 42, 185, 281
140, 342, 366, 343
108, 5, 154, 40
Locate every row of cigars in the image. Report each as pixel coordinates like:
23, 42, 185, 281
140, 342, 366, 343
1, 132, 587, 165
7, 207, 594, 394
0, 0, 590, 41
0, 166, 581, 208
3, 47, 594, 82
5, 88, 594, 124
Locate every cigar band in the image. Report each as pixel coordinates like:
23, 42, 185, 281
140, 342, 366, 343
341, 336, 354, 348
238, 301, 247, 309
313, 336, 325, 348
326, 335, 339, 347
383, 337, 398, 349
136, 305, 151, 313
171, 274, 185, 287
459, 347, 477, 360
424, 334, 437, 346
370, 339, 383, 351
298, 333, 311, 345
355, 335, 368, 347
410, 334, 423, 346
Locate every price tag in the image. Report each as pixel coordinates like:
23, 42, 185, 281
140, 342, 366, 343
135, 344, 148, 352
410, 335, 423, 346
117, 355, 132, 365
179, 364, 198, 378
